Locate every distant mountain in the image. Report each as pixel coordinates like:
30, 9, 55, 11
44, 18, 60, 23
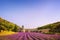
37, 22, 60, 33
0, 17, 21, 32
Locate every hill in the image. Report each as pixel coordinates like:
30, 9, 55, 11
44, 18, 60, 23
37, 22, 60, 33
0, 17, 21, 32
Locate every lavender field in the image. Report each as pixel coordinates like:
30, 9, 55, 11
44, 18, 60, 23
0, 32, 60, 40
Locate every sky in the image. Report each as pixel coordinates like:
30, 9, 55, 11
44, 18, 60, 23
0, 0, 60, 29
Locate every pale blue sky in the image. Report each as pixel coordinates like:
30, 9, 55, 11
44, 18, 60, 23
0, 0, 60, 29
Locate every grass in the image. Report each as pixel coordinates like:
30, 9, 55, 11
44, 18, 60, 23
0, 31, 17, 36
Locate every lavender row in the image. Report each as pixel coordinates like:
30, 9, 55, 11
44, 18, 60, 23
0, 32, 60, 40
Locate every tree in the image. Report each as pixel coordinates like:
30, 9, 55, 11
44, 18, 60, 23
12, 25, 19, 32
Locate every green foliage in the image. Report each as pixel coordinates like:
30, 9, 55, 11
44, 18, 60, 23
0, 17, 21, 32
37, 22, 60, 33
12, 24, 19, 32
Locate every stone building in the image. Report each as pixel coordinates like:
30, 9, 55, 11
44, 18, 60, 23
21, 25, 25, 32
38, 29, 50, 33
